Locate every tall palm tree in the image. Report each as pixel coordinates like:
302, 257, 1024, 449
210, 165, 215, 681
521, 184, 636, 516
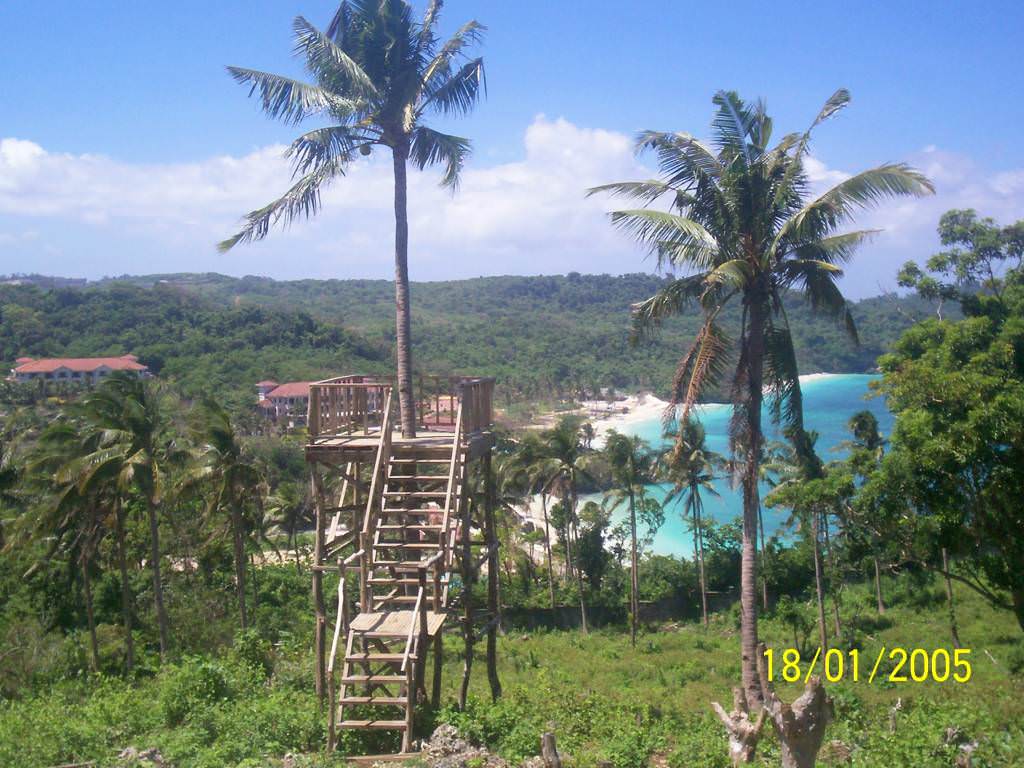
511, 432, 557, 609
221, 0, 486, 437
75, 374, 174, 660
604, 430, 657, 645
531, 416, 595, 633
660, 419, 721, 627
593, 89, 932, 704
266, 480, 313, 575
184, 398, 265, 630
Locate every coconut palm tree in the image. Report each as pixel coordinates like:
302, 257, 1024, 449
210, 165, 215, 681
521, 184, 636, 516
221, 0, 486, 437
530, 416, 596, 633
74, 374, 175, 660
603, 430, 658, 645
593, 89, 932, 704
183, 398, 265, 630
266, 481, 313, 574
659, 419, 721, 627
510, 432, 557, 609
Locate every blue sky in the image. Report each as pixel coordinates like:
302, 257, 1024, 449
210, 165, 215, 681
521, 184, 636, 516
2, 0, 1022, 297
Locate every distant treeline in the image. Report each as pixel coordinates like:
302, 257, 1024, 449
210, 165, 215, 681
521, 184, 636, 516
0, 273, 948, 407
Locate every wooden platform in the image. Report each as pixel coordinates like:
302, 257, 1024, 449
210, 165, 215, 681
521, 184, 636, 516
307, 428, 494, 464
351, 610, 448, 637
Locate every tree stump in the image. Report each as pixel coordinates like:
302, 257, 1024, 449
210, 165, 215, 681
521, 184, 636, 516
711, 687, 766, 766
541, 731, 562, 768
756, 642, 834, 768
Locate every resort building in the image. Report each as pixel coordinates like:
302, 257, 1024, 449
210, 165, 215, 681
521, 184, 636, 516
256, 380, 311, 427
10, 354, 149, 384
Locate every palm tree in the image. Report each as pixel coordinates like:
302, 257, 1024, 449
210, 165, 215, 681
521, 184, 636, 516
75, 374, 174, 659
593, 89, 932, 704
266, 481, 313, 574
511, 432, 557, 609
221, 1, 486, 437
659, 419, 721, 627
184, 398, 265, 630
531, 416, 595, 633
604, 430, 657, 645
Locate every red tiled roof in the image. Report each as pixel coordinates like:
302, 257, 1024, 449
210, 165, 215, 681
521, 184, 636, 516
14, 355, 148, 374
15, 357, 34, 364
258, 399, 276, 410
256, 380, 279, 387
268, 382, 310, 399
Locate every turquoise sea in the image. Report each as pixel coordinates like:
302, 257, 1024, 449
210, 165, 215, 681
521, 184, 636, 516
602, 374, 891, 556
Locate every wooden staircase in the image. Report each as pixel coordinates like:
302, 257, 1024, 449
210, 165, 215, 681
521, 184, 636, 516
326, 390, 469, 758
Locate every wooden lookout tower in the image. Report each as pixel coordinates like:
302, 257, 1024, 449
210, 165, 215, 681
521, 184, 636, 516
305, 374, 501, 761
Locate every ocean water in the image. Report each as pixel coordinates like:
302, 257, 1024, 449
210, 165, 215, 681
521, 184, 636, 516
601, 374, 891, 556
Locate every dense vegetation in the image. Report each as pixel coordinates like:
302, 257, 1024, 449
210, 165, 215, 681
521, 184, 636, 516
0, 273, 946, 410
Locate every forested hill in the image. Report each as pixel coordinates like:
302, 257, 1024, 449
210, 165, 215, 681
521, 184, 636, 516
1, 272, 944, 405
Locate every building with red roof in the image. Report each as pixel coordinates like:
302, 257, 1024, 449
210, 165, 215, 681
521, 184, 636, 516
256, 379, 311, 427
10, 355, 149, 384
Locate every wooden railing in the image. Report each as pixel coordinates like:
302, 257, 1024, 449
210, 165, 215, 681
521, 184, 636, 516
308, 374, 493, 438
307, 376, 389, 438
457, 377, 495, 434
359, 388, 393, 609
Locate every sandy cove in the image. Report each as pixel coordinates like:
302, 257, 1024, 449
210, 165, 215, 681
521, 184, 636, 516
514, 373, 839, 537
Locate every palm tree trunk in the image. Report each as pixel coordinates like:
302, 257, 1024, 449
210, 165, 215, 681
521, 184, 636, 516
873, 557, 886, 614
115, 502, 134, 672
740, 297, 766, 707
231, 503, 249, 630
629, 487, 638, 646
570, 485, 588, 634
758, 502, 769, 611
81, 555, 99, 673
146, 496, 170, 660
822, 515, 842, 641
812, 511, 828, 654
541, 494, 555, 609
392, 140, 416, 438
695, 494, 709, 628
942, 547, 962, 649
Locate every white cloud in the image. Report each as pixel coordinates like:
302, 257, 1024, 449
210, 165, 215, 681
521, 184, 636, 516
0, 123, 1021, 296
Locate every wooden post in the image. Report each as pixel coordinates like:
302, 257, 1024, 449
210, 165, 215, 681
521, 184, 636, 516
484, 450, 502, 701
311, 466, 327, 703
432, 633, 444, 708
459, 488, 474, 711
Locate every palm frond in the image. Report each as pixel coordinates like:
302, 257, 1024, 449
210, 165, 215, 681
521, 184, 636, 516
292, 16, 379, 101
670, 318, 731, 426
410, 126, 470, 188
609, 210, 718, 269
789, 229, 879, 264
226, 67, 356, 125
775, 164, 934, 251
218, 159, 345, 252
586, 180, 674, 204
711, 90, 754, 166
763, 317, 804, 431
286, 124, 373, 175
420, 19, 486, 94
421, 56, 486, 116
630, 273, 708, 339
635, 131, 723, 185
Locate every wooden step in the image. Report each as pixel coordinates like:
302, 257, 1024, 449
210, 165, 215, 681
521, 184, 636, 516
381, 507, 445, 515
339, 696, 408, 706
345, 753, 419, 763
368, 576, 446, 585
375, 542, 442, 549
341, 674, 406, 684
375, 595, 420, 604
377, 524, 444, 532
338, 719, 408, 730
389, 457, 452, 464
388, 475, 446, 481
345, 652, 407, 662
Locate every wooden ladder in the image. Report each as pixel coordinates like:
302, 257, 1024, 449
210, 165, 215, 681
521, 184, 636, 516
328, 392, 467, 758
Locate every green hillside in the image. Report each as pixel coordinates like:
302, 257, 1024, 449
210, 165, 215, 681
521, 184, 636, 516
1, 273, 946, 407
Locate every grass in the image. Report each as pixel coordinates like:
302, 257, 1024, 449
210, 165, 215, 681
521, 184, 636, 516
1, 573, 1022, 768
